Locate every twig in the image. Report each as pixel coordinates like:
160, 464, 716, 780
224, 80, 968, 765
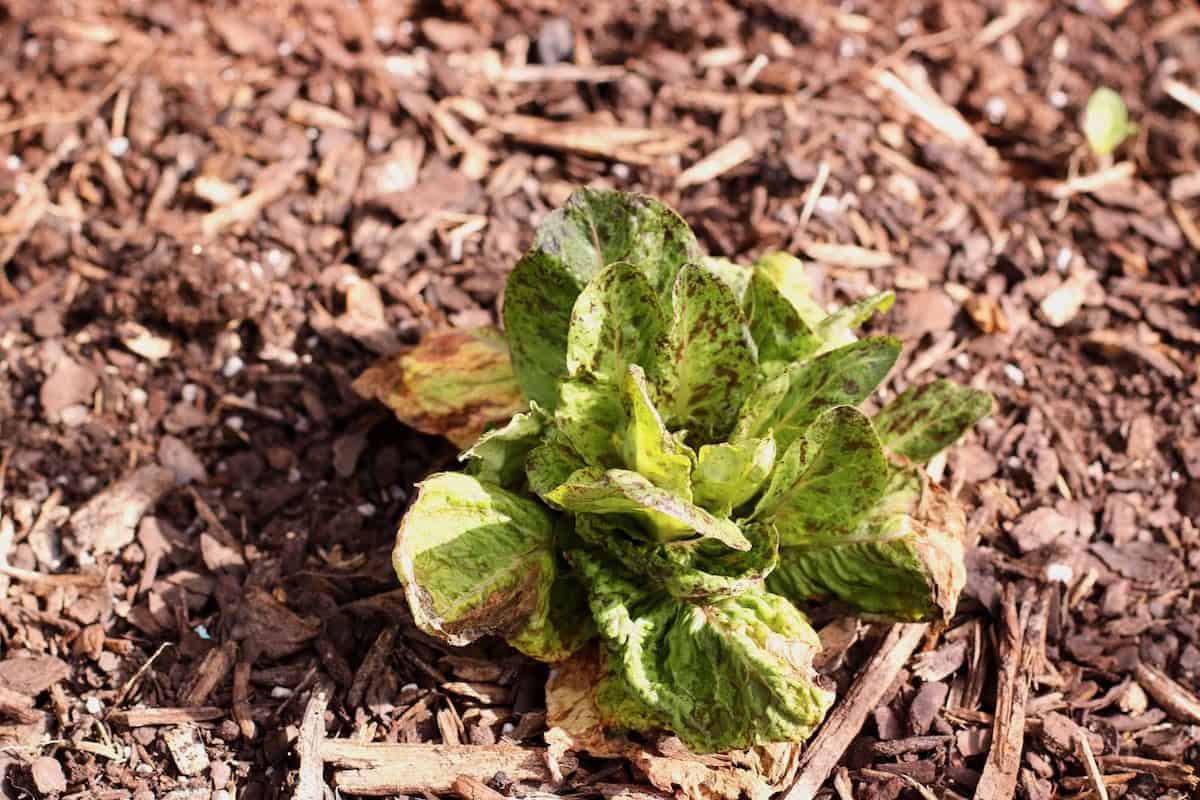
232, 644, 257, 740
1039, 161, 1136, 199
976, 584, 1051, 800
1077, 731, 1108, 800
801, 241, 894, 269
295, 680, 334, 800
321, 741, 558, 795
797, 161, 830, 235
452, 776, 508, 800
179, 641, 238, 707
1096, 756, 1198, 788
347, 626, 397, 709
1134, 661, 1200, 723
782, 623, 928, 800
112, 642, 172, 708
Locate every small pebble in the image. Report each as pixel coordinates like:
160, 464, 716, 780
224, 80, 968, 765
107, 136, 130, 157
225, 416, 244, 431
5, 154, 20, 170
128, 387, 148, 406
1045, 562, 1073, 583
85, 696, 103, 715
221, 355, 245, 378
984, 97, 1007, 124
357, 503, 377, 517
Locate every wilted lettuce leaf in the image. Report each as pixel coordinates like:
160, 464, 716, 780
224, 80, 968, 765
504, 189, 700, 409
576, 514, 777, 600
744, 269, 822, 368
874, 379, 993, 464
544, 467, 750, 551
462, 410, 544, 488
663, 264, 756, 443
394, 473, 572, 654
692, 436, 776, 517
736, 337, 901, 451
573, 550, 834, 753
620, 366, 694, 497
352, 327, 526, 448
567, 262, 668, 385
509, 567, 597, 662
754, 406, 889, 538
526, 431, 588, 500
768, 467, 966, 621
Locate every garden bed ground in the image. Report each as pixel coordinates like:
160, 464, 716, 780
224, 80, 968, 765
1, 0, 1199, 798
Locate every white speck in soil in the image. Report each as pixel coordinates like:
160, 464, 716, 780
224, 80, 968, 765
222, 356, 244, 378
108, 137, 130, 157
1002, 363, 1025, 386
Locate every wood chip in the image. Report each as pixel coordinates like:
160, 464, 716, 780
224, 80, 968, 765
296, 681, 333, 800
976, 585, 1051, 800
802, 241, 894, 269
1164, 79, 1200, 116
70, 465, 175, 555
162, 725, 211, 776
493, 115, 692, 166
179, 642, 237, 707
109, 706, 225, 727
783, 624, 928, 799
321, 741, 558, 795
30, 756, 67, 795
676, 137, 756, 188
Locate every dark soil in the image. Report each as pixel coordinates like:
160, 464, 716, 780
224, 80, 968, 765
1, 1, 1199, 799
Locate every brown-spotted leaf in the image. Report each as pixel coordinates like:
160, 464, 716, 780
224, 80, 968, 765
353, 327, 526, 448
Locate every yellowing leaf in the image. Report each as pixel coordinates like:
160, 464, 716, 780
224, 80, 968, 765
353, 327, 525, 448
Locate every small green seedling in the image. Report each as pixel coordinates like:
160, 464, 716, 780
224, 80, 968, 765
360, 189, 993, 753
1083, 87, 1136, 157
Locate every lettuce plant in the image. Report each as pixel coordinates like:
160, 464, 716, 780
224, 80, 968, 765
368, 188, 992, 754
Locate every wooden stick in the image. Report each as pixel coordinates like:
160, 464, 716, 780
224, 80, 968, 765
295, 681, 333, 800
1164, 79, 1200, 116
1077, 730, 1108, 800
675, 137, 756, 188
179, 641, 237, 707
321, 741, 558, 796
782, 623, 928, 800
108, 706, 224, 727
976, 585, 1051, 800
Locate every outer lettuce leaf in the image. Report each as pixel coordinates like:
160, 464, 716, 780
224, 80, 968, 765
572, 550, 834, 753
352, 327, 526, 448
394, 473, 587, 659
576, 515, 778, 600
692, 436, 776, 517
743, 269, 821, 367
768, 467, 966, 621
526, 432, 588, 500
753, 406, 889, 540
736, 337, 901, 452
509, 568, 597, 661
504, 188, 700, 409
544, 467, 750, 551
461, 410, 544, 488
620, 365, 693, 497
697, 255, 752, 302
874, 379, 993, 464
566, 262, 668, 385
664, 264, 756, 443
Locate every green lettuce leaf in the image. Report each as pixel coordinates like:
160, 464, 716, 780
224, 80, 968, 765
554, 377, 624, 467
620, 365, 693, 497
744, 268, 822, 367
576, 514, 778, 600
736, 337, 901, 451
663, 264, 756, 443
692, 436, 776, 517
462, 410, 544, 488
697, 255, 752, 302
874, 379, 993, 463
768, 467, 966, 621
752, 252, 826, 328
503, 189, 700, 409
815, 291, 896, 353
573, 550, 834, 753
394, 473, 587, 659
566, 262, 668, 385
544, 467, 750, 551
753, 406, 889, 539
526, 432, 588, 500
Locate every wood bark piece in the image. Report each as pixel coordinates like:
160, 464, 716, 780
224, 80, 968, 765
232, 658, 256, 740
675, 137, 756, 188
347, 626, 396, 709
69, 465, 175, 556
1097, 755, 1198, 788
0, 685, 38, 723
108, 706, 225, 726
321, 740, 558, 796
179, 641, 237, 706
782, 623, 928, 800
452, 775, 507, 800
976, 585, 1051, 800
295, 680, 333, 800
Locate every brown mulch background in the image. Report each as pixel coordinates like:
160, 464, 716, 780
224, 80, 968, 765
2, 1, 1199, 798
